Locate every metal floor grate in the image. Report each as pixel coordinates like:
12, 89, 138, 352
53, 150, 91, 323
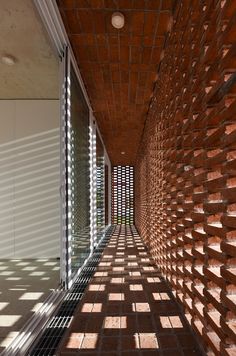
28, 226, 114, 356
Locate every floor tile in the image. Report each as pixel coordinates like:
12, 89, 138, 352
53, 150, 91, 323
57, 226, 203, 355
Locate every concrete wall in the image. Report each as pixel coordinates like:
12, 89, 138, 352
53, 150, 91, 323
0, 100, 60, 258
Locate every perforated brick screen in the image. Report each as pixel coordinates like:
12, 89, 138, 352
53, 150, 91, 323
112, 166, 134, 225
135, 1, 236, 355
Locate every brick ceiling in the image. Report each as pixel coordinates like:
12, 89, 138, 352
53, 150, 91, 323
57, 0, 172, 165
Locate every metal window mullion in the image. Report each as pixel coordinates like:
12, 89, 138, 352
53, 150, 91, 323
64, 49, 73, 289
93, 121, 97, 247
89, 115, 97, 251
60, 52, 67, 287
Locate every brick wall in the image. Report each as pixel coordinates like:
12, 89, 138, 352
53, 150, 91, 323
112, 166, 134, 224
135, 1, 236, 355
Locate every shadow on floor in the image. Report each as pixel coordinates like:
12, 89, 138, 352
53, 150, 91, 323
57, 226, 203, 356
0, 258, 60, 351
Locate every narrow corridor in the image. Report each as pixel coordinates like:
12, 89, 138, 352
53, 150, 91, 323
58, 226, 203, 356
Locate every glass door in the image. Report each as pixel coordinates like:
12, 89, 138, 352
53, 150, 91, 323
96, 131, 105, 245
63, 48, 91, 287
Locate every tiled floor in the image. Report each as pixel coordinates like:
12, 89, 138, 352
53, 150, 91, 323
57, 225, 203, 356
0, 258, 60, 352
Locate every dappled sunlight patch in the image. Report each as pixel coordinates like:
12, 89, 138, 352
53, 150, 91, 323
0, 331, 19, 347
152, 292, 170, 300
16, 262, 30, 266
135, 333, 159, 349
0, 315, 21, 327
132, 302, 150, 312
129, 271, 141, 276
143, 266, 155, 271
147, 277, 161, 283
0, 302, 9, 311
81, 303, 102, 313
22, 266, 37, 271
88, 284, 105, 291
94, 271, 108, 277
160, 316, 183, 328
80, 333, 98, 349
31, 302, 44, 312
0, 266, 8, 271
43, 261, 57, 266
29, 271, 45, 276
108, 293, 125, 301
66, 332, 83, 349
19, 292, 43, 300
103, 316, 127, 329
0, 271, 14, 276
111, 277, 125, 284
112, 266, 124, 271
99, 262, 111, 267
128, 262, 138, 266
130, 284, 143, 291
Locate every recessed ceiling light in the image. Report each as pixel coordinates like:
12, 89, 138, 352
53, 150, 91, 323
111, 12, 125, 29
1, 55, 17, 66
121, 151, 125, 155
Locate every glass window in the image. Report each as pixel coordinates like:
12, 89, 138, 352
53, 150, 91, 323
70, 66, 91, 274
96, 131, 105, 244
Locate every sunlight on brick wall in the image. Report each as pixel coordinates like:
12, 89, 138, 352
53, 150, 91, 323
135, 1, 236, 355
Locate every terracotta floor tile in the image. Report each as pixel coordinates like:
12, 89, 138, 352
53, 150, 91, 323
152, 293, 171, 301
126, 291, 147, 302
121, 335, 137, 350
182, 349, 204, 356
85, 316, 104, 332
57, 226, 203, 356
80, 333, 98, 349
136, 315, 154, 332
130, 284, 144, 291
69, 321, 87, 333
158, 334, 178, 348
109, 292, 124, 301
74, 353, 98, 356
122, 303, 133, 314
121, 315, 138, 335
129, 271, 141, 276
94, 293, 107, 302
106, 303, 122, 314
177, 333, 198, 347
132, 302, 151, 312
60, 351, 78, 355
103, 316, 122, 329
162, 350, 183, 356
106, 285, 124, 293
138, 333, 159, 349
63, 333, 83, 349
100, 336, 120, 351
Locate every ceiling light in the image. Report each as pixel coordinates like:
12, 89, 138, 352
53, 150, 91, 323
121, 151, 125, 155
1, 55, 17, 66
111, 12, 125, 29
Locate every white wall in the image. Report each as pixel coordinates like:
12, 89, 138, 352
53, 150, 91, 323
0, 100, 60, 258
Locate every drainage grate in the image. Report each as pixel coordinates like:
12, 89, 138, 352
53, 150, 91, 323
28, 226, 114, 356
